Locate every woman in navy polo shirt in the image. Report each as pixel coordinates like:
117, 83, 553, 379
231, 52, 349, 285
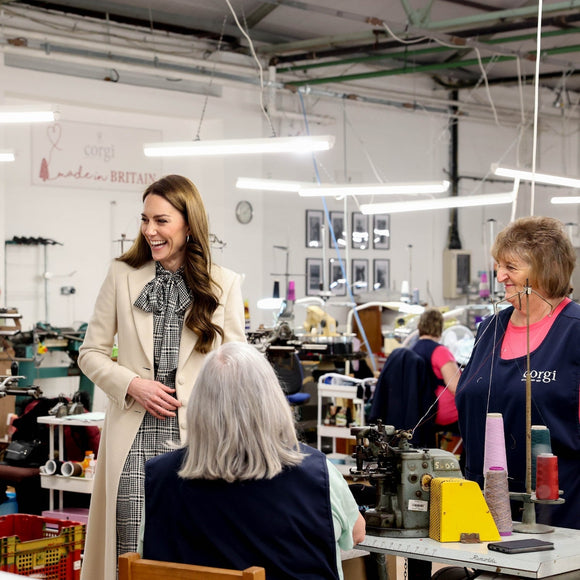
142, 342, 365, 579
456, 216, 580, 529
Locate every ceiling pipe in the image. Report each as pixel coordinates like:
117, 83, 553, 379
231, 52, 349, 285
0, 24, 258, 78
0, 12, 535, 122
1, 6, 576, 125
266, 66, 335, 125
425, 0, 580, 32
284, 54, 516, 88
274, 24, 570, 81
283, 44, 580, 89
1, 44, 262, 92
469, 70, 580, 88
270, 13, 580, 67
441, 0, 506, 10
270, 13, 580, 72
0, 40, 461, 119
276, 26, 580, 74
257, 0, 580, 56
5, 16, 566, 122
2, 40, 573, 127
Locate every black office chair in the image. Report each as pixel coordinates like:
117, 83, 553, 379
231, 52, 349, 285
267, 350, 311, 409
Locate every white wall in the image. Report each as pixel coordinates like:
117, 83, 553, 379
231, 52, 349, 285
1, 50, 579, 407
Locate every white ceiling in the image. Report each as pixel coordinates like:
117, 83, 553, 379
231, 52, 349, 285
4, 0, 580, 110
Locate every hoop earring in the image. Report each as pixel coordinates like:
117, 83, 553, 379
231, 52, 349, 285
186, 235, 191, 243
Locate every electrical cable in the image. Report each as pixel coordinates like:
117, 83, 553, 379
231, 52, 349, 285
381, 20, 431, 45
194, 15, 228, 141
344, 111, 386, 184
297, 91, 377, 374
224, 0, 277, 137
473, 48, 500, 126
428, 35, 503, 127
515, 57, 527, 128
530, 0, 545, 216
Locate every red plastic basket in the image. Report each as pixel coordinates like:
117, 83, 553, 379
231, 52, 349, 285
0, 513, 85, 579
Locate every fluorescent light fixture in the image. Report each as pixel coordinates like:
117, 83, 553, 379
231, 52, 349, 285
360, 191, 516, 214
236, 177, 313, 192
0, 106, 56, 124
551, 196, 580, 204
143, 135, 335, 158
0, 150, 15, 162
298, 180, 450, 197
492, 164, 580, 188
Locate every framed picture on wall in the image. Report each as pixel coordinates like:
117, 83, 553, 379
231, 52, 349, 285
305, 210, 324, 248
329, 211, 347, 249
306, 258, 323, 296
329, 259, 346, 296
373, 259, 390, 291
351, 259, 369, 294
373, 214, 390, 250
351, 212, 369, 250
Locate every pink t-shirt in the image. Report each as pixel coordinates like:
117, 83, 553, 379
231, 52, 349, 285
500, 298, 570, 360
431, 345, 459, 425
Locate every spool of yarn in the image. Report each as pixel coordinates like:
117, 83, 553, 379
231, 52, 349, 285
536, 453, 559, 500
287, 280, 296, 301
61, 461, 83, 477
43, 459, 63, 476
484, 413, 508, 474
484, 466, 513, 536
531, 425, 552, 490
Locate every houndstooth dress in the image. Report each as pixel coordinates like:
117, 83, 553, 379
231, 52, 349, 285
116, 262, 191, 558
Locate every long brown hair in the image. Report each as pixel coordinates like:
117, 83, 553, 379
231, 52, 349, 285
119, 175, 223, 353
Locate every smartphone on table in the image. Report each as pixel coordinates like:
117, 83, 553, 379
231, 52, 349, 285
487, 539, 554, 554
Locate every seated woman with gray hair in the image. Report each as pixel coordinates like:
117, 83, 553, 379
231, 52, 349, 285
142, 341, 365, 579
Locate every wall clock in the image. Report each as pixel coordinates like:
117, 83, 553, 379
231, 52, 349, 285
235, 200, 253, 224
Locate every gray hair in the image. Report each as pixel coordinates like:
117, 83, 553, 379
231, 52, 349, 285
179, 342, 304, 482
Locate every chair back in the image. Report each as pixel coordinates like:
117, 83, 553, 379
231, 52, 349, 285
267, 350, 304, 396
118, 552, 266, 580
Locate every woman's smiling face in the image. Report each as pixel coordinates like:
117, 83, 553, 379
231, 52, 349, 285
495, 252, 533, 307
141, 194, 190, 272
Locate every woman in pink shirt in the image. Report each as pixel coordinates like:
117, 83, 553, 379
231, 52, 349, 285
412, 309, 461, 430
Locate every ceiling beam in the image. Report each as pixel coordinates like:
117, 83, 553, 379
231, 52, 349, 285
245, 3, 279, 29
11, 0, 285, 45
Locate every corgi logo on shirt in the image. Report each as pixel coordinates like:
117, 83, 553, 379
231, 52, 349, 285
521, 370, 557, 384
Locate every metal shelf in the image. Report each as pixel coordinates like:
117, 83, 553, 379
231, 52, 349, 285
317, 373, 374, 453
40, 474, 94, 494
37, 414, 104, 510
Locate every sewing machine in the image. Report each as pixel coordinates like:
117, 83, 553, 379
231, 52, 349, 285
8, 323, 94, 407
349, 421, 463, 538
0, 375, 42, 399
303, 305, 338, 336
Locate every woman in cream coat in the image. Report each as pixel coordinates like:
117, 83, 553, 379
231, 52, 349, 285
78, 175, 246, 580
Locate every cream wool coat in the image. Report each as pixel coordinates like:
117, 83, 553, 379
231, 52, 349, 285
78, 259, 246, 580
